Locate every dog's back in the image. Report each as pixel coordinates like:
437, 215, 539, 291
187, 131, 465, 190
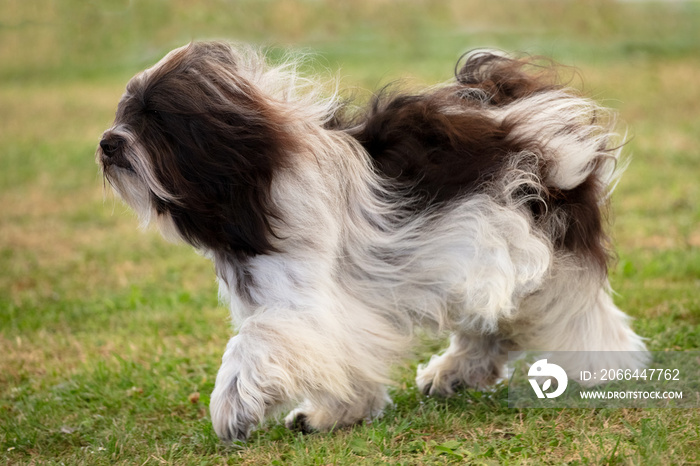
345, 52, 622, 275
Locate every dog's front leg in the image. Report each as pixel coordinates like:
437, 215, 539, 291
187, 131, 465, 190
209, 334, 278, 442
209, 304, 398, 441
209, 307, 314, 442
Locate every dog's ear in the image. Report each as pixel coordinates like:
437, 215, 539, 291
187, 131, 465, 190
133, 42, 294, 257
147, 96, 292, 256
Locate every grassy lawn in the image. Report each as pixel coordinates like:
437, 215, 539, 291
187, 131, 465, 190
1, 0, 699, 464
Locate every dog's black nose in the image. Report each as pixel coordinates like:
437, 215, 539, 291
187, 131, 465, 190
100, 137, 122, 157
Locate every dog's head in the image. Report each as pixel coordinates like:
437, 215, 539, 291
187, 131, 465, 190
97, 41, 296, 256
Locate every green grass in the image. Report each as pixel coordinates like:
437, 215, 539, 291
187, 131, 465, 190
1, 0, 699, 464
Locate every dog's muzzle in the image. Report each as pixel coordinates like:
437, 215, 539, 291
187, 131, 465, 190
99, 135, 132, 170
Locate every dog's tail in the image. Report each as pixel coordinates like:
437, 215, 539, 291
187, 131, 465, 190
456, 51, 627, 273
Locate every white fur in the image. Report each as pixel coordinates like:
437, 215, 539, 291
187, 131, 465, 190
496, 91, 621, 190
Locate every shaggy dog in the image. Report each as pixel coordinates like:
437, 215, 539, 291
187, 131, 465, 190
97, 41, 647, 441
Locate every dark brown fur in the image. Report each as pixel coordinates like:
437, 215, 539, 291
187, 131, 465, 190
110, 43, 295, 257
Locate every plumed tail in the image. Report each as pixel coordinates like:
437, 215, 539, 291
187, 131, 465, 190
456, 51, 627, 273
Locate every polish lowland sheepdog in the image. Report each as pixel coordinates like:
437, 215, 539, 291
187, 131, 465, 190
97, 41, 647, 441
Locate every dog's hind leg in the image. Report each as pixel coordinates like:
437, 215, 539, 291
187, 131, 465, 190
412, 198, 552, 397
515, 272, 649, 382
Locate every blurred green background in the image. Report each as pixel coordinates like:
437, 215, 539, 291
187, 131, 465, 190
1, 1, 699, 464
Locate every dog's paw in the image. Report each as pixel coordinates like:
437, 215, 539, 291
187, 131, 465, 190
284, 392, 390, 434
416, 354, 501, 397
284, 408, 315, 434
283, 400, 340, 434
209, 375, 260, 443
416, 359, 462, 397
283, 406, 360, 434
